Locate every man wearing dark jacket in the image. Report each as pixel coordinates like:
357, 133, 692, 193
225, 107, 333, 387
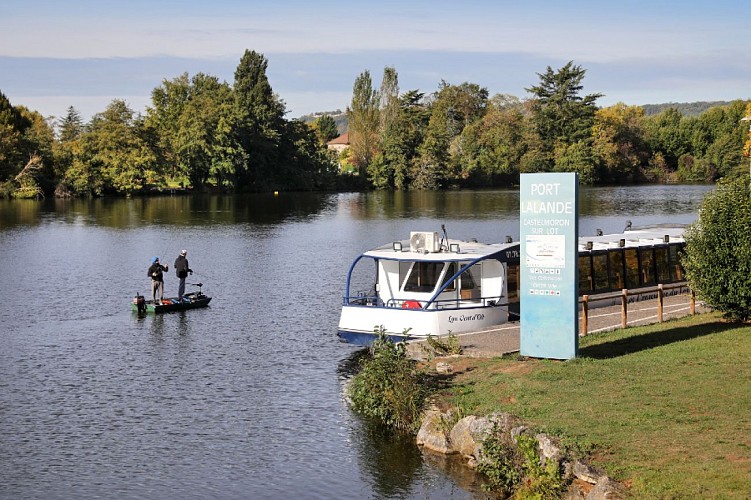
174, 250, 193, 301
147, 257, 169, 304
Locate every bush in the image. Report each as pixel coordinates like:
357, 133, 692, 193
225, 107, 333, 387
348, 327, 427, 433
683, 176, 751, 321
477, 430, 565, 498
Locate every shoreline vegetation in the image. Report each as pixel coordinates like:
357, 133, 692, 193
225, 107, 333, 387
350, 313, 751, 498
3, 52, 751, 200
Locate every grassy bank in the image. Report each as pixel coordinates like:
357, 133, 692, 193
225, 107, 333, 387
437, 312, 751, 498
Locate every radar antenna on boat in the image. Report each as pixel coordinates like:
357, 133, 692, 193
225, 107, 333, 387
440, 224, 449, 251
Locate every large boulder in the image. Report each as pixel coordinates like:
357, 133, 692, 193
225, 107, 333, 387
587, 476, 625, 499
449, 415, 492, 457
416, 409, 455, 454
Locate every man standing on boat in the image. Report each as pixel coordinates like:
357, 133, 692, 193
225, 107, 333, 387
148, 257, 169, 305
174, 249, 193, 302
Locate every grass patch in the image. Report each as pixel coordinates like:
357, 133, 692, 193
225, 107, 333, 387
441, 312, 751, 498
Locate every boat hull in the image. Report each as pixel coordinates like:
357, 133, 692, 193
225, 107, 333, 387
337, 303, 508, 346
132, 294, 211, 314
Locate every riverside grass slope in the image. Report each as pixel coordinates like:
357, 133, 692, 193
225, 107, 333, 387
437, 312, 751, 498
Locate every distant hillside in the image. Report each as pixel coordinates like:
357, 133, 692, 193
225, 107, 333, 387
297, 110, 348, 134
640, 101, 734, 117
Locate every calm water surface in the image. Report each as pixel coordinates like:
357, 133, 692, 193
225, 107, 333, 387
0, 186, 713, 499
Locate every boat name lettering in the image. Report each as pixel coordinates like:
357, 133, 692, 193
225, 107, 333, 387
448, 313, 485, 324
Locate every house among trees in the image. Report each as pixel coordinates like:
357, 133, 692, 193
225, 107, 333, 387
326, 132, 349, 153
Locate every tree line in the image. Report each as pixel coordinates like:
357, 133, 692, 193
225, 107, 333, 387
1, 53, 750, 198
344, 62, 751, 190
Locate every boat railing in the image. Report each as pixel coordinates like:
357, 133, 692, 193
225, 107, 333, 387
379, 295, 504, 310
344, 292, 505, 310
343, 290, 381, 306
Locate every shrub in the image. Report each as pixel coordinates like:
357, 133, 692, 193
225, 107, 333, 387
422, 332, 462, 359
683, 176, 751, 321
348, 327, 427, 433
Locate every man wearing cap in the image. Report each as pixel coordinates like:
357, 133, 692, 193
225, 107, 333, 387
147, 257, 169, 305
174, 250, 193, 302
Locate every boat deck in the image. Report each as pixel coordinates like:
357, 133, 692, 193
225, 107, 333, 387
406, 292, 709, 359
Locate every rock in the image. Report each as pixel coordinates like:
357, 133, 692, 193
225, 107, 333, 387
436, 361, 453, 374
487, 412, 522, 435
536, 433, 563, 467
416, 409, 455, 454
449, 415, 493, 457
511, 425, 528, 439
587, 476, 625, 500
573, 459, 605, 484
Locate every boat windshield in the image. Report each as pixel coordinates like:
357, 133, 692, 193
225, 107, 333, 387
401, 261, 445, 293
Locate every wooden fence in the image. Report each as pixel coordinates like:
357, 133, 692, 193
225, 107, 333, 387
580, 282, 697, 336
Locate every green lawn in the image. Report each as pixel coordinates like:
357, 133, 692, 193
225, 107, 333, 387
441, 312, 751, 498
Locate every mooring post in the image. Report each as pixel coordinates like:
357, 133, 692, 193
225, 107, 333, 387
581, 295, 589, 336
690, 289, 696, 315
657, 284, 664, 322
621, 289, 628, 329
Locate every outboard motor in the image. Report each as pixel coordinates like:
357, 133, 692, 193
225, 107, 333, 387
133, 294, 147, 313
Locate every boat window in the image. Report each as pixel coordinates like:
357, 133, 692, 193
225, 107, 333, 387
507, 263, 519, 301
655, 246, 671, 282
402, 261, 444, 292
624, 249, 640, 289
441, 262, 457, 292
578, 255, 593, 293
462, 265, 478, 290
592, 253, 609, 291
670, 244, 684, 281
608, 249, 625, 290
640, 247, 656, 286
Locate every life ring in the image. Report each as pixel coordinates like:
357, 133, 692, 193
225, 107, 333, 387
402, 300, 421, 309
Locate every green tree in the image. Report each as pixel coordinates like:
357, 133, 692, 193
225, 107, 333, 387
592, 103, 648, 183
313, 114, 339, 144
456, 99, 527, 186
347, 70, 380, 178
0, 91, 32, 190
16, 106, 56, 194
233, 49, 286, 190
642, 107, 690, 171
66, 100, 158, 195
412, 81, 489, 189
526, 62, 601, 171
147, 72, 241, 188
683, 176, 751, 321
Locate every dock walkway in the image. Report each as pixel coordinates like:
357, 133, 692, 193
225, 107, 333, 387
407, 293, 708, 359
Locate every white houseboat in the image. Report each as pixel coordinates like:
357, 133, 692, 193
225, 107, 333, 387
576, 223, 688, 305
337, 230, 520, 345
338, 223, 689, 346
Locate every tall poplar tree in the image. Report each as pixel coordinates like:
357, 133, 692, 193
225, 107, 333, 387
233, 50, 285, 189
347, 70, 380, 178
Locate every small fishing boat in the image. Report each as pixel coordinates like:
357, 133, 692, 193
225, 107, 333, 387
338, 229, 520, 345
132, 283, 212, 314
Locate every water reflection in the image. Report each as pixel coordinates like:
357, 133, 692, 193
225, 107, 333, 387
0, 192, 336, 229
1, 185, 714, 231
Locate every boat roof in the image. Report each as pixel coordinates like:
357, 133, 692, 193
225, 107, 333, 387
578, 224, 686, 252
363, 238, 516, 262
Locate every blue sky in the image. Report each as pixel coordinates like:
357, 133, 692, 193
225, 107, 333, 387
1, 0, 749, 121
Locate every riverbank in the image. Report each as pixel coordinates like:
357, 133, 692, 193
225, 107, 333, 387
423, 312, 751, 498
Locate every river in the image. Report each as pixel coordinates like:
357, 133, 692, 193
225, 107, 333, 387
0, 185, 713, 499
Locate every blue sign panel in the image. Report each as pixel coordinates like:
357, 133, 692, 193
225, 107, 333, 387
520, 173, 579, 359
